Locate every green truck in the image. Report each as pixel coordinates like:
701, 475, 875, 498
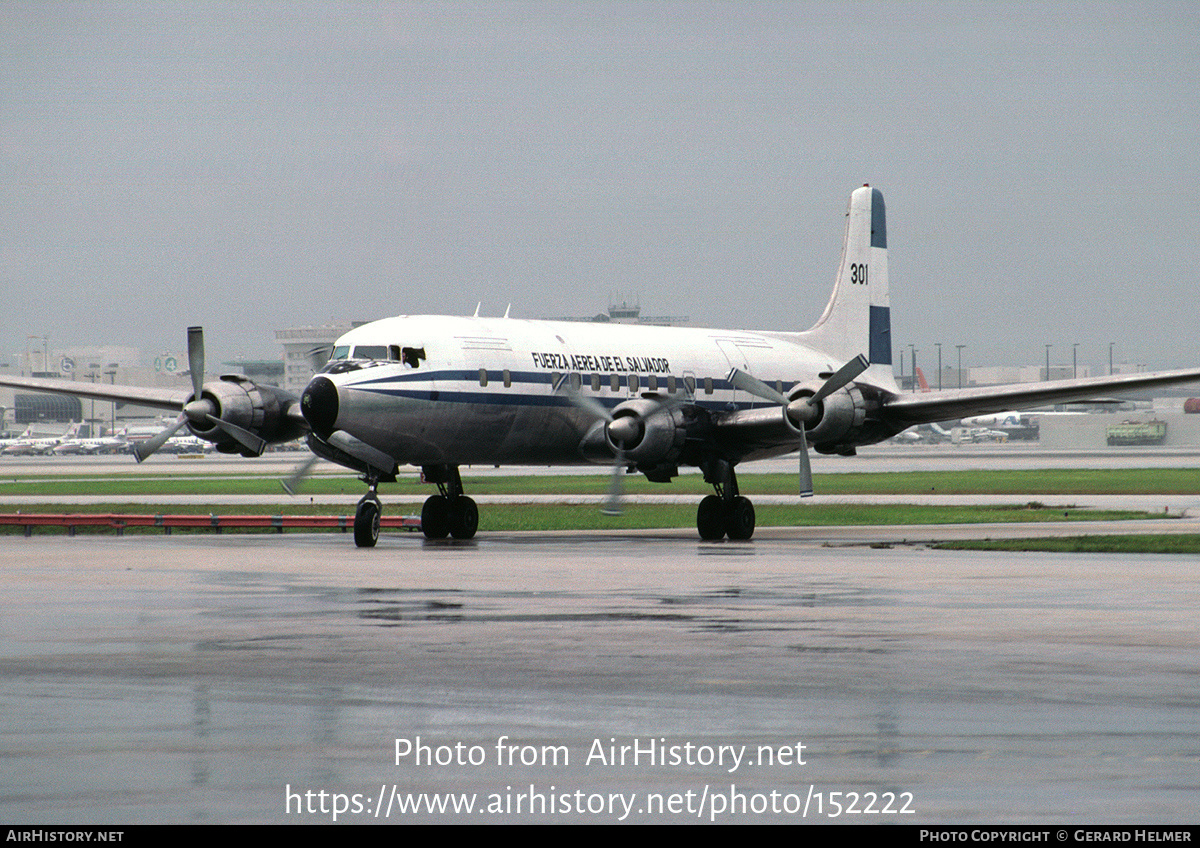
1106, 420, 1168, 446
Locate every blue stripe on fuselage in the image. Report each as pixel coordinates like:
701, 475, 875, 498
342, 369, 787, 413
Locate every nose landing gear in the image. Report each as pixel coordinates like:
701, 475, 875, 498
354, 480, 382, 548
352, 465, 479, 546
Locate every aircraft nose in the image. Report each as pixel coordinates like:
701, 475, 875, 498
301, 375, 339, 439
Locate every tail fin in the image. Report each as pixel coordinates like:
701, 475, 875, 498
915, 366, 930, 392
799, 185, 895, 388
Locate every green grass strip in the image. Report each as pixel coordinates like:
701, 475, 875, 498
1, 467, 1198, 497
0, 501, 1164, 535
932, 535, 1200, 554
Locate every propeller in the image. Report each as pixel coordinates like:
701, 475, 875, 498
132, 326, 267, 462
305, 344, 333, 373
562, 384, 670, 516
281, 453, 319, 496
727, 353, 869, 497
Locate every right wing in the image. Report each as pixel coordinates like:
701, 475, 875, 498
0, 375, 186, 412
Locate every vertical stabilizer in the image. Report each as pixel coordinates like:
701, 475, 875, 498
800, 185, 895, 389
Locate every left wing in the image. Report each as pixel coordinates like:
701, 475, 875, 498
877, 367, 1200, 427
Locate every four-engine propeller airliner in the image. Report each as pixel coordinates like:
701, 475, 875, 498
4, 186, 1200, 546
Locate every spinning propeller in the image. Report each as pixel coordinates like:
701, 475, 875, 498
132, 326, 267, 462
563, 386, 680, 516
726, 353, 869, 496
564, 390, 642, 515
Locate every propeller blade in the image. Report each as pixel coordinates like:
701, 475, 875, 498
730, 354, 867, 497
131, 414, 188, 463
204, 414, 267, 456
305, 345, 332, 373
797, 427, 813, 498
794, 354, 867, 495
600, 449, 626, 516
559, 382, 686, 517
727, 368, 790, 405
564, 389, 614, 424
186, 326, 205, 400
558, 385, 628, 515
281, 453, 319, 496
811, 354, 869, 404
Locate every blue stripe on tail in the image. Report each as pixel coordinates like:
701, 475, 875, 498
871, 188, 887, 249
870, 305, 891, 364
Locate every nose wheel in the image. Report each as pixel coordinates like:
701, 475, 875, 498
354, 488, 382, 548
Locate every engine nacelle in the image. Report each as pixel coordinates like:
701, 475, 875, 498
799, 385, 866, 448
578, 398, 686, 466
188, 375, 305, 455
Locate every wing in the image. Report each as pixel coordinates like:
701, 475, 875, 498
877, 367, 1200, 427
0, 326, 308, 460
0, 375, 186, 412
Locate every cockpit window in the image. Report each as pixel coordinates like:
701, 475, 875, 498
353, 345, 388, 360
321, 343, 425, 371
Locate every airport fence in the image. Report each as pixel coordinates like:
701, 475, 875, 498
0, 512, 421, 536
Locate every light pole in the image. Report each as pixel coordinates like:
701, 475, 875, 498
104, 364, 118, 433
1073, 343, 1079, 379
1045, 344, 1052, 381
955, 345, 966, 388
87, 365, 99, 437
909, 345, 918, 392
935, 343, 943, 390
25, 335, 43, 376
1109, 342, 1115, 375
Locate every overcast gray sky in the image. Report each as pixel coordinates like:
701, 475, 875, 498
2, 1, 1198, 372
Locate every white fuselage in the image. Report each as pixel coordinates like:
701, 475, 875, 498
316, 314, 868, 468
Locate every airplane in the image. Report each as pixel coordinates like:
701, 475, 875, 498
950, 425, 1008, 444
3, 185, 1200, 546
0, 424, 36, 451
160, 434, 214, 454
0, 422, 82, 456
961, 409, 1097, 441
51, 426, 130, 455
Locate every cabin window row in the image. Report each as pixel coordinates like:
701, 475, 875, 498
475, 370, 717, 396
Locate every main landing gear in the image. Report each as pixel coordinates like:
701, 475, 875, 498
419, 465, 478, 540
696, 459, 756, 541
